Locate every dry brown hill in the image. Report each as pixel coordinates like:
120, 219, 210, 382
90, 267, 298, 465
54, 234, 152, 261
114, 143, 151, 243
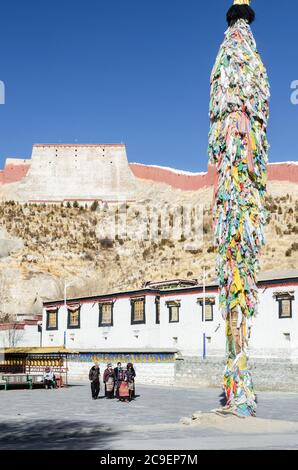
0, 179, 297, 319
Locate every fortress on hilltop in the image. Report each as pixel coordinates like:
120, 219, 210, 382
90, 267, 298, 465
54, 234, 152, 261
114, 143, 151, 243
0, 143, 298, 202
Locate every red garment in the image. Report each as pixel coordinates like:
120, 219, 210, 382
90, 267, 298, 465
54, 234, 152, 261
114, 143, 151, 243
103, 368, 115, 383
118, 381, 129, 398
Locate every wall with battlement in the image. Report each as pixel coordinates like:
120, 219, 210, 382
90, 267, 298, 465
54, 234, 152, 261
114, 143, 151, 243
130, 162, 298, 190
130, 163, 217, 191
0, 159, 30, 185
0, 145, 298, 195
3, 144, 139, 202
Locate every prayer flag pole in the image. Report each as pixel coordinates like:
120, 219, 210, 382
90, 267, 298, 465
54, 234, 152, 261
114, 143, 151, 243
208, 0, 270, 417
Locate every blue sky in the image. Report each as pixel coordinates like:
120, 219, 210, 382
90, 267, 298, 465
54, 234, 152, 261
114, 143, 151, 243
0, 0, 297, 172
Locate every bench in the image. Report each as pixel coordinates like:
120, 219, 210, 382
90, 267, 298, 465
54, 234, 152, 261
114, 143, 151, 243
0, 379, 6, 389
26, 367, 67, 387
1, 374, 33, 391
28, 374, 61, 388
1, 373, 64, 391
27, 374, 46, 388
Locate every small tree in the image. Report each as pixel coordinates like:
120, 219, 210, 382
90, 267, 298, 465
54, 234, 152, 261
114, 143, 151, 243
7, 324, 24, 347
90, 200, 99, 212
99, 237, 114, 249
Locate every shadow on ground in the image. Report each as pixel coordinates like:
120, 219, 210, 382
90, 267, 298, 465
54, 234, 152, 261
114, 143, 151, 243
0, 420, 118, 450
218, 391, 258, 407
219, 391, 226, 407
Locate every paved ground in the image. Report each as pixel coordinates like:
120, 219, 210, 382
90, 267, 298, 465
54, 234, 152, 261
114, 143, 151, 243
0, 383, 298, 450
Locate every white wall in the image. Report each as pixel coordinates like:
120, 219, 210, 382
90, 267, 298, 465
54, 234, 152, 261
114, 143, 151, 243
0, 324, 40, 348
159, 292, 225, 357
17, 145, 139, 201
42, 284, 298, 360
251, 286, 298, 359
67, 361, 175, 386
42, 295, 162, 350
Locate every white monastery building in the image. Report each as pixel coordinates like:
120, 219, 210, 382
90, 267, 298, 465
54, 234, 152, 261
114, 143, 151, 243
40, 270, 298, 360
1, 270, 297, 389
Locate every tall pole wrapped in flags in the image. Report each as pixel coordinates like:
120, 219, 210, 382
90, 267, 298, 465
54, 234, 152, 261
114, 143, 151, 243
208, 0, 270, 417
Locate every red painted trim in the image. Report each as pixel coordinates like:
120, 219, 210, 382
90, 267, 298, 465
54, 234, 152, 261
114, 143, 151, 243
42, 279, 298, 309
129, 163, 217, 191
160, 288, 219, 299
63, 199, 101, 202
0, 323, 25, 330
43, 287, 219, 308
129, 163, 298, 191
28, 200, 63, 203
0, 157, 297, 191
258, 281, 298, 289
33, 144, 125, 148
23, 319, 39, 325
62, 199, 135, 203
0, 317, 41, 330
44, 291, 158, 308
0, 162, 30, 184
146, 279, 198, 287
27, 199, 136, 204
268, 164, 298, 184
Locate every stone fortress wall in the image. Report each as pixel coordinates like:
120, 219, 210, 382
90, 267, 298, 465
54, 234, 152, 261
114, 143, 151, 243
0, 144, 298, 198
0, 144, 139, 202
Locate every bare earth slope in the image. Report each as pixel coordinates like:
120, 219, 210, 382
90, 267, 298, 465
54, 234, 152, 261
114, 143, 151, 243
0, 178, 297, 317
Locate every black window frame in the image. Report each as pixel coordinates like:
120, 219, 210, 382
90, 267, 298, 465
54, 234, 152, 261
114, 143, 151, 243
277, 296, 294, 319
198, 298, 215, 322
67, 306, 81, 329
130, 297, 146, 325
201, 302, 214, 322
98, 302, 114, 327
155, 296, 160, 324
46, 309, 59, 331
166, 302, 180, 324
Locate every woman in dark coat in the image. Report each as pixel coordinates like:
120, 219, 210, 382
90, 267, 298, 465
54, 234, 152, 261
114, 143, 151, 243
103, 363, 115, 399
89, 363, 100, 400
126, 363, 136, 401
114, 362, 122, 398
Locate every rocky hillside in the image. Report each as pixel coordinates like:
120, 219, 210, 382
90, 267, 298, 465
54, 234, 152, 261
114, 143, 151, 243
0, 180, 297, 319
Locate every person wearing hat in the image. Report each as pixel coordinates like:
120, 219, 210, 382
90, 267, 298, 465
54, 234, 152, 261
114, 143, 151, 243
89, 363, 101, 400
103, 363, 115, 399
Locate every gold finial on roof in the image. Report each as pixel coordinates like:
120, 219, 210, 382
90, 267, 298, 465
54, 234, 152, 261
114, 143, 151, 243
233, 0, 250, 5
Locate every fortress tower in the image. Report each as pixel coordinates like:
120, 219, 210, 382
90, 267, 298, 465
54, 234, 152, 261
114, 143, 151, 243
14, 144, 139, 202
0, 145, 298, 200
